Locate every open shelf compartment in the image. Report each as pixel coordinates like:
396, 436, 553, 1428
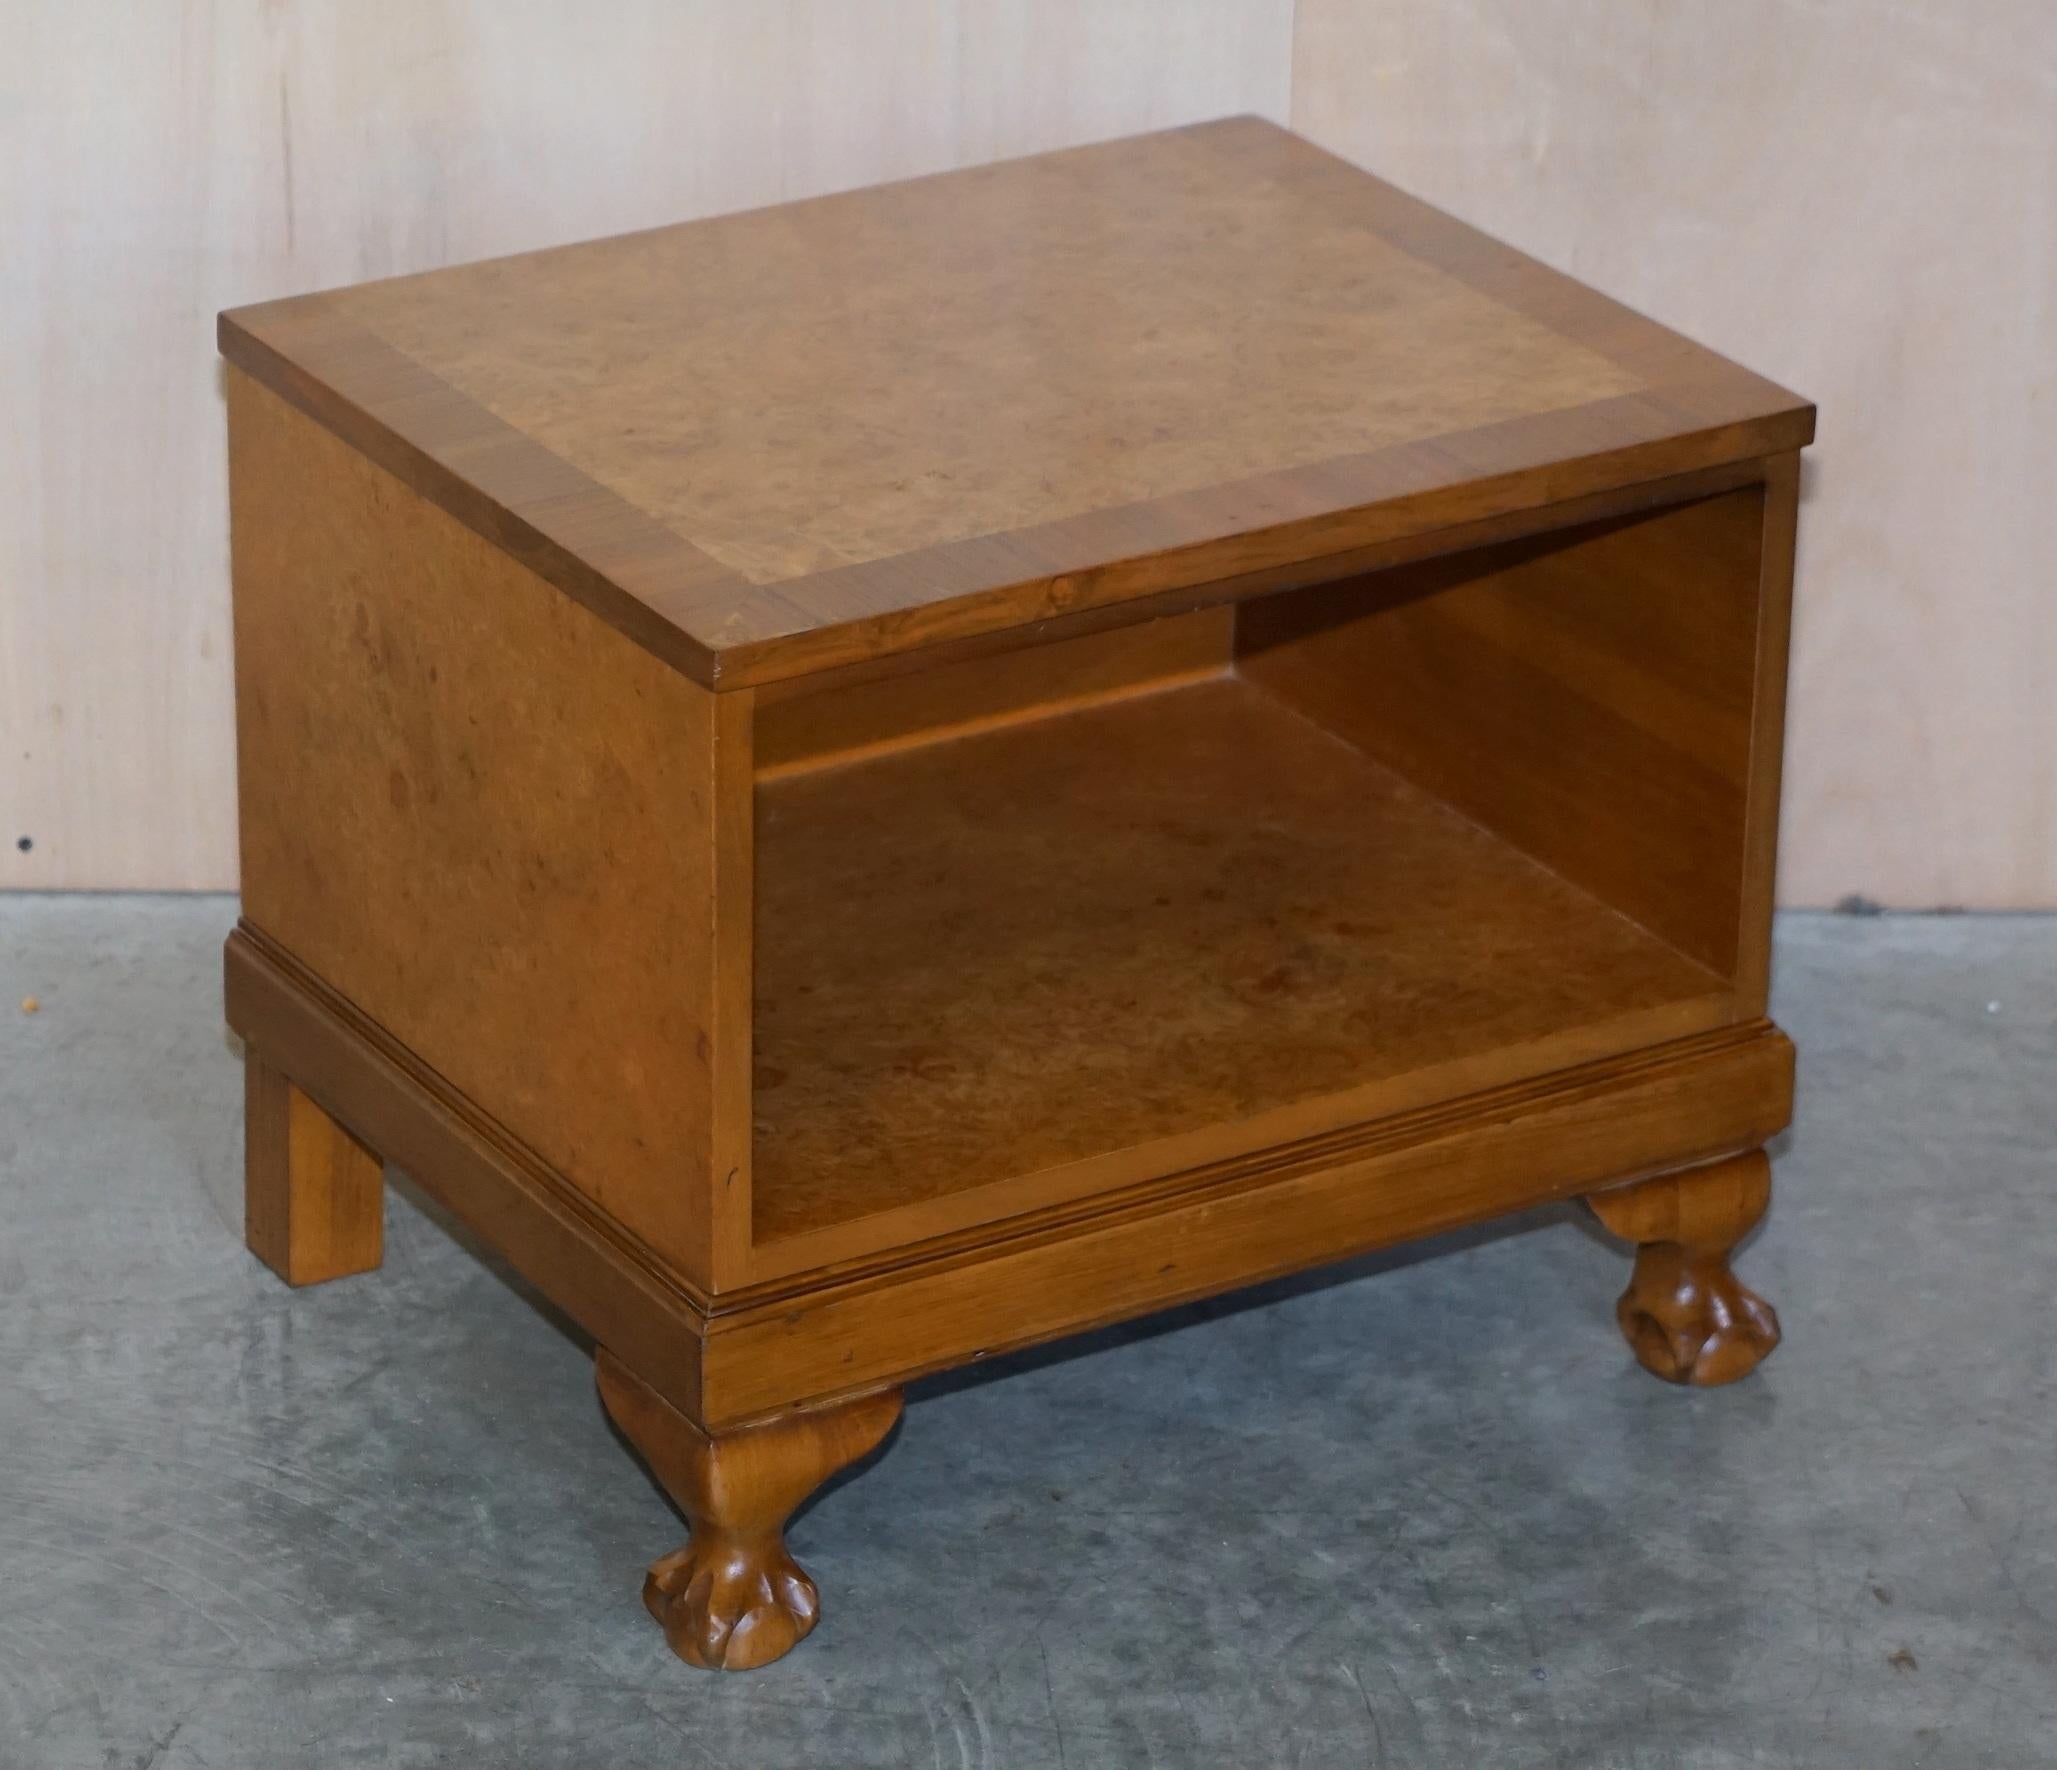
748, 483, 1770, 1270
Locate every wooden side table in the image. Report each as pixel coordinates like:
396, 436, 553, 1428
220, 118, 1811, 1672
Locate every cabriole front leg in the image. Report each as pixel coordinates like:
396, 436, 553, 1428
596, 1352, 902, 1671
1588, 1150, 1782, 1386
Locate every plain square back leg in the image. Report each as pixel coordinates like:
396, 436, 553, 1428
596, 1351, 903, 1672
244, 1050, 385, 1285
1588, 1150, 1781, 1386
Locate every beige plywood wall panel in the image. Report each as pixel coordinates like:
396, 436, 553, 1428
0, 0, 1292, 889
1294, 0, 2057, 908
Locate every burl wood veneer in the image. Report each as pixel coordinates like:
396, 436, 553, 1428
221, 118, 1812, 1671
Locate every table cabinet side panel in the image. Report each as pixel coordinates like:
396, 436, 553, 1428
226, 368, 738, 1288
1732, 454, 1801, 1014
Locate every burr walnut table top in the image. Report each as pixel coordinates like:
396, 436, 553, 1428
219, 116, 1811, 692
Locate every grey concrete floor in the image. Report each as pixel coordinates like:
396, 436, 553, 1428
1, 898, 2052, 1769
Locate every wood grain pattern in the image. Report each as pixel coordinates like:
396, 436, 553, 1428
1238, 482, 1771, 978
595, 1353, 901, 1672
752, 672, 1732, 1263
1588, 1150, 1781, 1386
219, 118, 1812, 690
226, 370, 753, 1289
243, 1049, 384, 1286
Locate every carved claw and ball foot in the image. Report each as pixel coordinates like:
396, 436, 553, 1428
1588, 1150, 1782, 1386
595, 1352, 902, 1671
